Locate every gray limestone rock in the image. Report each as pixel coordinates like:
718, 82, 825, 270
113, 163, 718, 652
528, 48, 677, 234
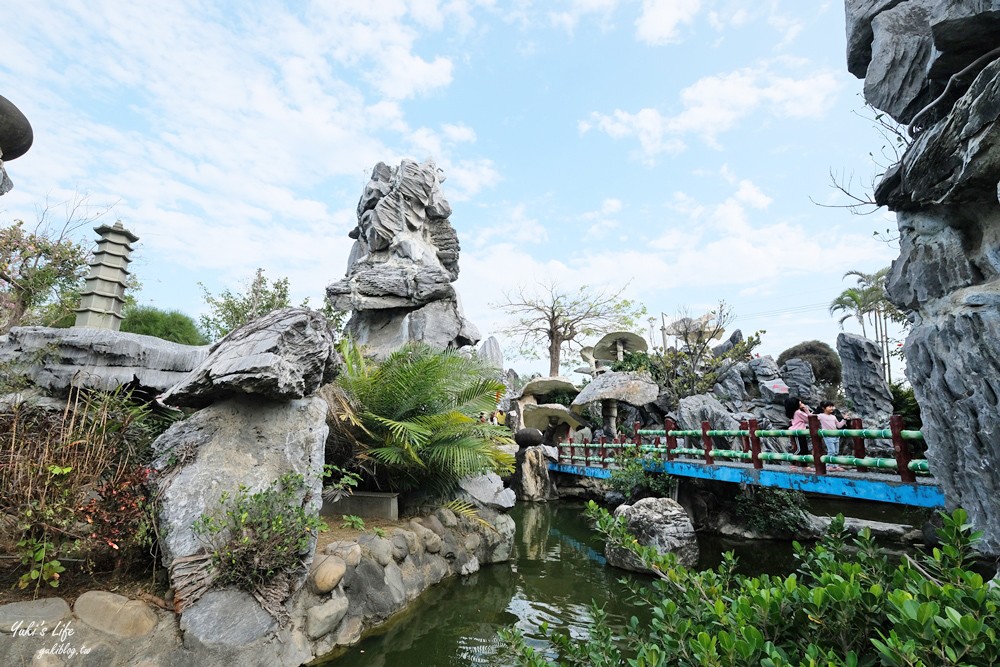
512, 446, 557, 502
712, 366, 748, 403
327, 159, 479, 357
902, 307, 1000, 553
0, 598, 71, 633
864, 0, 937, 124
605, 497, 698, 573
179, 589, 276, 649
476, 335, 504, 370
458, 472, 516, 510
152, 395, 328, 568
0, 326, 207, 396
837, 333, 893, 426
677, 394, 742, 449
758, 377, 791, 404
845, 0, 908, 77
878, 60, 1000, 209
780, 358, 821, 406
928, 1, 1000, 81
748, 355, 782, 382
162, 307, 338, 408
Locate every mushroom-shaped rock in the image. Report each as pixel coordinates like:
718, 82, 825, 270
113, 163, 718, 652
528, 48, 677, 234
664, 313, 724, 344
593, 331, 648, 362
571, 371, 659, 438
517, 376, 578, 399
523, 403, 585, 445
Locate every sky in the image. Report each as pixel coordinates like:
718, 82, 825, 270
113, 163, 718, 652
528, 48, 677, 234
1, 1, 902, 377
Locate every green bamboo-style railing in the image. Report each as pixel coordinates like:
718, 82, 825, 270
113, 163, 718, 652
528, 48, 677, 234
556, 414, 930, 482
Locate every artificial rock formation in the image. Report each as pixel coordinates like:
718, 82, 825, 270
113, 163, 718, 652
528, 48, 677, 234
0, 326, 208, 395
837, 333, 894, 426
327, 159, 480, 357
605, 497, 698, 573
846, 0, 1000, 552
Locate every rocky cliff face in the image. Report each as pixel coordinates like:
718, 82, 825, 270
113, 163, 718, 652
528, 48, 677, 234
846, 0, 1000, 552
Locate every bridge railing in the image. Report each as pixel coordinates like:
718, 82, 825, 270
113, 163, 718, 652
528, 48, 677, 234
555, 414, 927, 483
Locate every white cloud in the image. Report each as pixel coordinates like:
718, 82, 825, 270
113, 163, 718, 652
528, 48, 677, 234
635, 0, 702, 44
549, 0, 620, 33
581, 61, 842, 161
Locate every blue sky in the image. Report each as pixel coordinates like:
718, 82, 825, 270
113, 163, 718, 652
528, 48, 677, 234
1, 1, 900, 376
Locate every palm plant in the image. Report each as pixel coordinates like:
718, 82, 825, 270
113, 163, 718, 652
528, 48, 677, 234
830, 267, 906, 383
330, 341, 514, 494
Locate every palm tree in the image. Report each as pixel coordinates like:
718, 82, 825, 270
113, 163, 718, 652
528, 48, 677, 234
830, 267, 905, 383
329, 341, 514, 494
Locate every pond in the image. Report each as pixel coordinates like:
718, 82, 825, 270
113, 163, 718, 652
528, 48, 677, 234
319, 500, 798, 666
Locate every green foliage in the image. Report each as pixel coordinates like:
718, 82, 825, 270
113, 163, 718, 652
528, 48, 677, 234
607, 448, 677, 502
733, 486, 808, 535
198, 267, 346, 342
193, 473, 326, 591
0, 219, 89, 332
495, 281, 647, 376
332, 341, 515, 494
371, 527, 387, 538
15, 536, 66, 591
2, 387, 166, 593
198, 268, 294, 341
503, 504, 999, 667
340, 514, 366, 530
889, 382, 922, 430
321, 464, 361, 503
613, 310, 763, 410
121, 305, 208, 345
777, 340, 842, 387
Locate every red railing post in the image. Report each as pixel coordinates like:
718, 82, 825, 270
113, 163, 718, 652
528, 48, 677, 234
701, 420, 714, 465
891, 415, 916, 483
739, 420, 750, 453
665, 417, 677, 461
598, 436, 607, 469
849, 418, 867, 472
749, 418, 762, 470
808, 414, 827, 475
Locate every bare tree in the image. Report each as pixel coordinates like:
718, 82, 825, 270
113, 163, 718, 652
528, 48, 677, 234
495, 281, 646, 376
0, 194, 113, 332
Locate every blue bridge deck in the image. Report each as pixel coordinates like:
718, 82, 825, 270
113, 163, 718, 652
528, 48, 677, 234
548, 459, 946, 508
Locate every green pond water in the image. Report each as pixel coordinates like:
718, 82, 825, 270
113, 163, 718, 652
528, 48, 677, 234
318, 500, 803, 667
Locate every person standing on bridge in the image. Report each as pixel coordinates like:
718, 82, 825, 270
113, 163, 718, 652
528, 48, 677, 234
785, 395, 812, 464
817, 401, 846, 455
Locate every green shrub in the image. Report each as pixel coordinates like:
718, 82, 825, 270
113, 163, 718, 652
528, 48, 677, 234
890, 382, 922, 430
121, 305, 207, 345
331, 341, 515, 494
502, 505, 999, 667
1, 387, 165, 594
732, 486, 808, 534
607, 448, 677, 502
193, 473, 326, 594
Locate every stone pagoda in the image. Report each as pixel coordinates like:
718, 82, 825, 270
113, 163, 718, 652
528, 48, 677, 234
74, 221, 139, 330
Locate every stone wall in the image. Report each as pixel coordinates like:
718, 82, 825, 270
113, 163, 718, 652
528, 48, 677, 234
0, 508, 514, 666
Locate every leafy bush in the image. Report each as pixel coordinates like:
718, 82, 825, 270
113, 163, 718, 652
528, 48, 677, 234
890, 382, 922, 430
0, 388, 166, 594
777, 340, 842, 388
502, 504, 999, 667
121, 305, 208, 345
193, 473, 326, 593
732, 486, 808, 535
608, 449, 677, 502
330, 341, 515, 494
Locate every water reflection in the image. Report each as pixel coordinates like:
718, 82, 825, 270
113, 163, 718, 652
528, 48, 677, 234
322, 502, 653, 666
